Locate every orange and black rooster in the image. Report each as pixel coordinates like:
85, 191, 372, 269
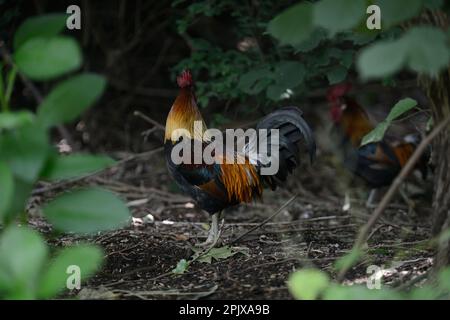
327, 83, 428, 207
165, 70, 316, 246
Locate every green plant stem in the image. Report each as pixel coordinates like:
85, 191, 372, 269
4, 65, 17, 111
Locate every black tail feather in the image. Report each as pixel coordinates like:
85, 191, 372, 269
256, 106, 316, 183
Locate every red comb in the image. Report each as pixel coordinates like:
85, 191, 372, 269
327, 83, 352, 102
177, 69, 193, 88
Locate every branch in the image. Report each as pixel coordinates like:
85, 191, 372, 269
337, 116, 450, 281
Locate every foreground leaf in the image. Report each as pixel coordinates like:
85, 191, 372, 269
14, 14, 67, 49
0, 226, 48, 299
38, 245, 103, 299
314, 0, 366, 35
37, 74, 106, 128
43, 188, 130, 234
0, 162, 14, 221
267, 2, 314, 46
14, 36, 81, 81
41, 154, 115, 181
288, 269, 330, 300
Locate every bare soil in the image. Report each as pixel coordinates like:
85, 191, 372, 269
29, 150, 435, 300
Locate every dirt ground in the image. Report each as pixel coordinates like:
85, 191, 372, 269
28, 149, 435, 300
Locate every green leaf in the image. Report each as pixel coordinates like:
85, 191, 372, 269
0, 226, 48, 299
334, 248, 363, 272
267, 2, 314, 46
0, 162, 14, 221
295, 28, 327, 53
327, 65, 348, 85
361, 98, 417, 146
0, 111, 34, 130
41, 154, 115, 181
361, 121, 389, 146
386, 98, 417, 121
374, 0, 423, 28
43, 188, 130, 234
14, 14, 67, 49
14, 36, 82, 81
437, 267, 450, 292
37, 74, 106, 128
404, 27, 450, 76
273, 61, 305, 88
172, 259, 189, 274
38, 244, 103, 299
314, 0, 366, 35
192, 245, 248, 264
238, 67, 273, 95
288, 269, 330, 300
357, 39, 407, 79
323, 284, 402, 300
0, 124, 49, 182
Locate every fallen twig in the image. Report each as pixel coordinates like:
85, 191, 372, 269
229, 194, 298, 245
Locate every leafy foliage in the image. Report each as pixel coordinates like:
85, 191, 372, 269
0, 13, 130, 299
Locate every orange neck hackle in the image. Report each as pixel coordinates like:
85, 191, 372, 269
165, 70, 208, 142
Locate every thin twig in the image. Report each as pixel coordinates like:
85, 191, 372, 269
337, 116, 450, 281
229, 194, 298, 245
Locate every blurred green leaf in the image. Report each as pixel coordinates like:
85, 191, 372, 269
357, 39, 407, 79
0, 162, 14, 221
323, 284, 402, 300
0, 124, 49, 182
273, 61, 305, 88
314, 0, 366, 35
288, 269, 330, 300
267, 2, 314, 46
334, 248, 363, 272
327, 65, 348, 85
38, 244, 103, 299
14, 36, 81, 81
238, 67, 273, 94
0, 111, 34, 130
437, 267, 450, 292
404, 27, 450, 76
43, 188, 130, 234
37, 73, 106, 128
41, 154, 115, 181
14, 14, 67, 49
374, 0, 423, 28
0, 226, 48, 299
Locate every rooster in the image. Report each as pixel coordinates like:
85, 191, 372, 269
164, 70, 316, 246
327, 83, 428, 207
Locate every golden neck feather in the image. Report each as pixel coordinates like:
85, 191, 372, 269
165, 88, 208, 142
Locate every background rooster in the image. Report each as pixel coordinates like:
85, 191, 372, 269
327, 83, 429, 207
164, 70, 316, 246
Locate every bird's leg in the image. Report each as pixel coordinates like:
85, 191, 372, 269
198, 211, 224, 247
399, 185, 416, 214
366, 189, 379, 209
